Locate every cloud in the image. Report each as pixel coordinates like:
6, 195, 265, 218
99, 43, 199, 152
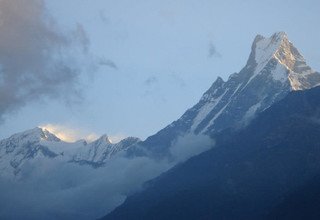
0, 155, 171, 220
40, 124, 99, 143
141, 75, 166, 102
99, 58, 118, 70
169, 73, 186, 88
208, 42, 222, 58
144, 76, 159, 86
170, 133, 214, 163
99, 10, 109, 24
73, 23, 90, 53
0, 132, 214, 219
0, 0, 90, 121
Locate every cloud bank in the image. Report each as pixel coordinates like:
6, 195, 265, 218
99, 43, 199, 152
0, 155, 171, 220
0, 0, 89, 121
0, 133, 214, 219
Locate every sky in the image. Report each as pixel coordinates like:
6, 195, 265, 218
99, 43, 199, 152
0, 0, 319, 142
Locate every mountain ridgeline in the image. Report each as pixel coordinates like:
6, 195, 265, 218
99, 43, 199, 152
1, 32, 320, 220
133, 32, 320, 158
1, 32, 319, 174
102, 70, 320, 220
101, 32, 320, 219
0, 127, 140, 175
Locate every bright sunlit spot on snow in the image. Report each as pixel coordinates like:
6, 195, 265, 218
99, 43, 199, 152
40, 124, 99, 143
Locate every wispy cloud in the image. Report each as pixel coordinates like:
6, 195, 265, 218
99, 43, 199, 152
208, 42, 222, 58
99, 58, 119, 70
144, 76, 158, 86
170, 134, 214, 163
99, 10, 109, 24
169, 73, 186, 88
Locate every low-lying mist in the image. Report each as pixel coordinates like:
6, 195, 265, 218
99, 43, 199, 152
0, 134, 214, 220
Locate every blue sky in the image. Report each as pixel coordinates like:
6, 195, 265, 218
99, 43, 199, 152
0, 0, 319, 141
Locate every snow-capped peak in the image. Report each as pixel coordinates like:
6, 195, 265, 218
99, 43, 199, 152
252, 32, 306, 70
5, 127, 61, 144
253, 32, 288, 67
0, 128, 141, 175
154, 31, 320, 143
95, 134, 112, 144
245, 32, 319, 90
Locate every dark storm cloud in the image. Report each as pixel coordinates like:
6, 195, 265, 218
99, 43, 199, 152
208, 42, 222, 58
0, 0, 90, 120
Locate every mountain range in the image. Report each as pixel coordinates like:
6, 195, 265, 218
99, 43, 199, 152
102, 82, 320, 220
101, 32, 320, 219
0, 127, 140, 176
1, 32, 320, 220
103, 32, 320, 220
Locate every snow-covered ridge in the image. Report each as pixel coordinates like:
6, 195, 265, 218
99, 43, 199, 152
3, 127, 61, 144
0, 127, 141, 175
253, 32, 286, 74
194, 32, 320, 131
250, 32, 318, 90
140, 32, 320, 156
72, 135, 141, 166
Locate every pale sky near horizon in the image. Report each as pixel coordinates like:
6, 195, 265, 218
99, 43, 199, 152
0, 0, 319, 142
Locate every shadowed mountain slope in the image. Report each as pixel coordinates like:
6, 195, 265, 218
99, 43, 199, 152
102, 86, 320, 220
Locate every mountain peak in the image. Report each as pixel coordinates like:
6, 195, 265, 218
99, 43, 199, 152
252, 32, 287, 47
246, 32, 319, 90
140, 32, 320, 153
271, 31, 288, 41
251, 32, 291, 68
6, 127, 61, 143
95, 134, 112, 144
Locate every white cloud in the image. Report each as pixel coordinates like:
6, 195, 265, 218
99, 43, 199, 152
0, 155, 171, 220
170, 133, 214, 163
0, 130, 214, 219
